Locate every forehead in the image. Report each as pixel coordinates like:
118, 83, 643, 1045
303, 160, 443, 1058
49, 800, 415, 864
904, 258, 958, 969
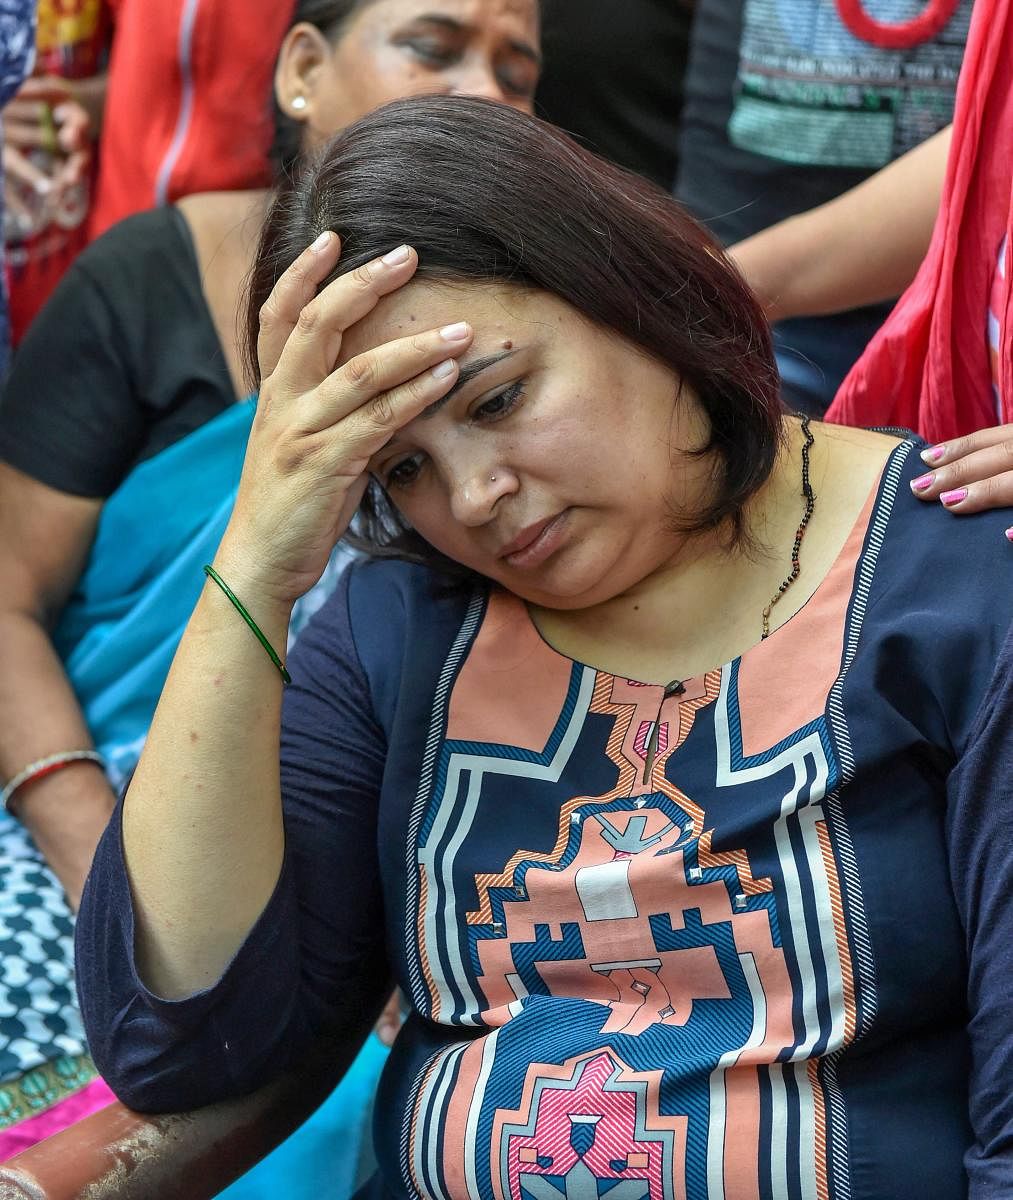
358, 0, 539, 39
339, 279, 547, 362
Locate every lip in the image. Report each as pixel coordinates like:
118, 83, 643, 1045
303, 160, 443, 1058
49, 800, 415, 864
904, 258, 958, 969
500, 510, 570, 569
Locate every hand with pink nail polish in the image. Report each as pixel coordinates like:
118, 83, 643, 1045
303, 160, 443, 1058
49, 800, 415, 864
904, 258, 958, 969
910, 424, 1013, 535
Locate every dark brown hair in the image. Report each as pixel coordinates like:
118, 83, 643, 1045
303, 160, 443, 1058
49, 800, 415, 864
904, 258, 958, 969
247, 95, 783, 573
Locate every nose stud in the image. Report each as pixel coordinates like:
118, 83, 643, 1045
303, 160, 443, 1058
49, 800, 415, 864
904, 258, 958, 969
489, 474, 497, 483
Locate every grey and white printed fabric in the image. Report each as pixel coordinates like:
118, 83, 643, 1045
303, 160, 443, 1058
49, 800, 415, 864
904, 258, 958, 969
0, 821, 82, 1081
1, 0, 37, 376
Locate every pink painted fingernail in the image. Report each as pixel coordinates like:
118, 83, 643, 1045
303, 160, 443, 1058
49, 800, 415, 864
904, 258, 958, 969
381, 244, 411, 265
940, 488, 968, 506
310, 231, 332, 253
910, 472, 934, 492
1005, 527, 1013, 543
921, 444, 946, 464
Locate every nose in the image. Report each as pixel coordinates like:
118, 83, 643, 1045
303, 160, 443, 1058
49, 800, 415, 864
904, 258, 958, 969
451, 60, 511, 106
448, 465, 517, 526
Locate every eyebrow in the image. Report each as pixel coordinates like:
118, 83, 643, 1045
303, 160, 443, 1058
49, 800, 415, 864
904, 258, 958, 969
421, 349, 519, 419
410, 13, 542, 66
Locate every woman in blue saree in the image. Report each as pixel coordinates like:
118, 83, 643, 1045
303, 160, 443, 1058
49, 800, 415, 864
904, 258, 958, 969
0, 0, 541, 1187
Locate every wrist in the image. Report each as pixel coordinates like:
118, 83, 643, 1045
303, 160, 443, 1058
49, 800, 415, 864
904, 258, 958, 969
13, 761, 115, 847
212, 535, 302, 617
19, 774, 117, 912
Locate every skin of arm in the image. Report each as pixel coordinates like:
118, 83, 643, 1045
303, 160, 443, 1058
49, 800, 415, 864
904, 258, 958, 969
0, 464, 117, 910
120, 234, 477, 1001
728, 124, 952, 323
122, 550, 293, 1000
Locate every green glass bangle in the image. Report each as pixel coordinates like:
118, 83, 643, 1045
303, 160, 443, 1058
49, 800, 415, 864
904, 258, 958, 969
202, 564, 292, 685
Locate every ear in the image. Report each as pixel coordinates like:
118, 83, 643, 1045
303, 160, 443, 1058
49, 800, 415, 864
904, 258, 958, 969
274, 22, 336, 122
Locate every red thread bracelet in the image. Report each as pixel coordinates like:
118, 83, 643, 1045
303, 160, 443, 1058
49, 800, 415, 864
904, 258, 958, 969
2, 750, 106, 815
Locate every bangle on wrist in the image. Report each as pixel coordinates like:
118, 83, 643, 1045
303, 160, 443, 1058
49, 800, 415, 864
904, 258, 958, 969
203, 564, 292, 684
2, 750, 106, 816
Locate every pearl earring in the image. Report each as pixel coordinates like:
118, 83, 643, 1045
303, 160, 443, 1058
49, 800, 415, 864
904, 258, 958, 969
291, 96, 307, 112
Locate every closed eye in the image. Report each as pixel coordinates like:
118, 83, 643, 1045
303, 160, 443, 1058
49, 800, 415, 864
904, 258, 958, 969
403, 37, 459, 66
385, 451, 426, 491
383, 381, 526, 490
472, 380, 526, 422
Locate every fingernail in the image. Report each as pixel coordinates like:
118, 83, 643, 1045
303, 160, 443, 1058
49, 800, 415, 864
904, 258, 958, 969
432, 359, 457, 379
940, 488, 968, 506
440, 322, 470, 341
910, 472, 934, 493
311, 231, 332, 253
921, 444, 946, 464
1005, 527, 1013, 543
382, 244, 410, 265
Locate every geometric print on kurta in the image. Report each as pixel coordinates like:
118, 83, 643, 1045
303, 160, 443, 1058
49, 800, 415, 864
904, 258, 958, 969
401, 448, 900, 1200
403, 634, 871, 1198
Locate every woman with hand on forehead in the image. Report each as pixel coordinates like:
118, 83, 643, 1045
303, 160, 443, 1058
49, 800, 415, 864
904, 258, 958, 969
0, 0, 538, 1175
77, 98, 1013, 1197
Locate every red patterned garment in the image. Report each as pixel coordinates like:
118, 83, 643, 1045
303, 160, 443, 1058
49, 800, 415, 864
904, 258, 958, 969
827, 0, 1013, 440
4, 0, 111, 343
89, 0, 293, 238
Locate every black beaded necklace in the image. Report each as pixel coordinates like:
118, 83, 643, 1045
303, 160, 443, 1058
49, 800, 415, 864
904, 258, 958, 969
761, 414, 816, 640
642, 416, 816, 783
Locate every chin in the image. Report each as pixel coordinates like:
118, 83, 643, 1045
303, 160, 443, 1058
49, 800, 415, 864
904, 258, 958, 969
499, 558, 630, 610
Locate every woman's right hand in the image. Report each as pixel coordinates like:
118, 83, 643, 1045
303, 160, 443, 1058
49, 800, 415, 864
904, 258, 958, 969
217, 233, 474, 606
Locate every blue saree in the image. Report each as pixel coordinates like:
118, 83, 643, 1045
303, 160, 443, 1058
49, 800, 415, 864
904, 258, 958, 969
0, 400, 383, 1191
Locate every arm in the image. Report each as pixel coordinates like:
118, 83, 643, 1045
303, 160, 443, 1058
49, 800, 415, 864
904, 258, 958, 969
0, 227, 178, 903
113, 234, 474, 1000
729, 125, 951, 323
75, 571, 393, 1110
0, 464, 116, 909
945, 626, 1013, 1193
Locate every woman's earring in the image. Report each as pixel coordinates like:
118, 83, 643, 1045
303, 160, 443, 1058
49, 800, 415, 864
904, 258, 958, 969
291, 96, 308, 112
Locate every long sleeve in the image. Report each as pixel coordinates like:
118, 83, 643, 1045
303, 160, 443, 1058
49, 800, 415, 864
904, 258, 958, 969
74, 568, 392, 1112
946, 624, 1013, 1196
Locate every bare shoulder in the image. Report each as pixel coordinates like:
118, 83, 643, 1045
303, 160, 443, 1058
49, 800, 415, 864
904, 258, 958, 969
175, 189, 269, 272
816, 421, 904, 458
814, 421, 902, 507
173, 190, 270, 396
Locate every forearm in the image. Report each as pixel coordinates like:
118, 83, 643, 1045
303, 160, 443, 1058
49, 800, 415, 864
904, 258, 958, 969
66, 72, 106, 134
730, 125, 952, 323
0, 610, 116, 908
122, 548, 293, 1000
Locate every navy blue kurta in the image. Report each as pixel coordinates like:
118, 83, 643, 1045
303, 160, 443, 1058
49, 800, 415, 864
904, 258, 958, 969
76, 440, 1013, 1198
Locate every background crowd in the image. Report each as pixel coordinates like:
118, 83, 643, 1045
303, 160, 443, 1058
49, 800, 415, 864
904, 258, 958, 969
0, 0, 1009, 1196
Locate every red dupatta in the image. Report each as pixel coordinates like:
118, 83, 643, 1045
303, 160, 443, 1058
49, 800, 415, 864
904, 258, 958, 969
826, 0, 1013, 442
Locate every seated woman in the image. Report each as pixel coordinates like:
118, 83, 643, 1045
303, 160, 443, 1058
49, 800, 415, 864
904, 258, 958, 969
74, 95, 1013, 1197
0, 0, 539, 1170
